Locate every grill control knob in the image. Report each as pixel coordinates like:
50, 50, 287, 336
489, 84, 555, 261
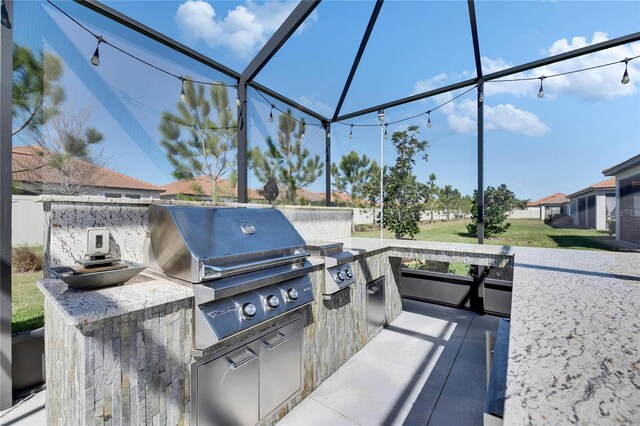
345, 268, 353, 279
336, 270, 345, 281
267, 295, 280, 309
242, 303, 257, 318
287, 288, 299, 301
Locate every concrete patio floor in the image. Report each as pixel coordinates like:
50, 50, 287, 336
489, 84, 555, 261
279, 299, 500, 426
0, 385, 46, 426
0, 299, 499, 426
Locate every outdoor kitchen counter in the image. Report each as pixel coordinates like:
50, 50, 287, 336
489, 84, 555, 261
502, 246, 640, 425
336, 236, 514, 267
37, 273, 194, 329
332, 237, 640, 424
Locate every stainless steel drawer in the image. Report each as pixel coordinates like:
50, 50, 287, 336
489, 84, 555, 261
196, 342, 260, 425
259, 318, 303, 418
367, 278, 385, 334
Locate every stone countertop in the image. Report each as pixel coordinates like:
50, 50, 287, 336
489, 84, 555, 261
37, 273, 194, 329
502, 246, 640, 425
335, 236, 514, 267
329, 237, 640, 424
38, 258, 325, 329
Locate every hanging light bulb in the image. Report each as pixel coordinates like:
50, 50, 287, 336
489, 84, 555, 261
537, 77, 545, 98
478, 91, 483, 103
427, 112, 432, 128
349, 124, 353, 140
269, 105, 274, 122
300, 119, 306, 139
621, 59, 630, 85
180, 77, 186, 102
384, 124, 388, 139
91, 35, 103, 66
236, 96, 241, 107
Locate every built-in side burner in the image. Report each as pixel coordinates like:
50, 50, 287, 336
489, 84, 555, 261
306, 241, 355, 298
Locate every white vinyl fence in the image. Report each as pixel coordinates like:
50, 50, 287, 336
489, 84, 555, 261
353, 208, 454, 225
508, 207, 541, 219
12, 195, 44, 246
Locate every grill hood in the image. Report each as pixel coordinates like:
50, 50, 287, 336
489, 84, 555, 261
148, 205, 309, 283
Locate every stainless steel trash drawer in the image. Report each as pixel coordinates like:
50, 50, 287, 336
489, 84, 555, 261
259, 318, 303, 418
367, 278, 385, 334
196, 342, 260, 426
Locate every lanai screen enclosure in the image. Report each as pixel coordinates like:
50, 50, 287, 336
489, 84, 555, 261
0, 0, 638, 408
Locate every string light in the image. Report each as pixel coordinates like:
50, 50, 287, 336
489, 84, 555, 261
179, 77, 186, 102
300, 119, 306, 139
269, 105, 274, 122
91, 35, 103, 66
537, 76, 545, 98
48, 0, 639, 141
349, 124, 353, 140
621, 58, 630, 84
478, 91, 483, 103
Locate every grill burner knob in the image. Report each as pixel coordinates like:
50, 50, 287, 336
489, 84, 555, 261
287, 288, 299, 301
345, 268, 353, 279
267, 295, 280, 309
242, 303, 257, 318
336, 270, 345, 281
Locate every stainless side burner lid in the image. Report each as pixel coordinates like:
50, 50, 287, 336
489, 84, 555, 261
149, 205, 309, 283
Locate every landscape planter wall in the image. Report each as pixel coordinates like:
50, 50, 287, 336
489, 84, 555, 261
12, 327, 45, 393
401, 268, 512, 316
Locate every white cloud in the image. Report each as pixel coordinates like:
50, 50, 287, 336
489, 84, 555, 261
175, 1, 311, 58
483, 32, 640, 101
414, 32, 640, 103
448, 100, 549, 137
297, 96, 333, 118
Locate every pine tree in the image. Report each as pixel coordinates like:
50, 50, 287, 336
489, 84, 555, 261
159, 81, 237, 200
252, 110, 323, 203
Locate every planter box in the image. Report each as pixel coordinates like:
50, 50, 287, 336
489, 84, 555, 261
401, 269, 512, 316
12, 327, 45, 393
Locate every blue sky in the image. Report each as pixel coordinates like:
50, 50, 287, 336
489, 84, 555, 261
13, 1, 640, 201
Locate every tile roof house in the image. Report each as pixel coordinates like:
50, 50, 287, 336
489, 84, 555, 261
161, 175, 327, 205
526, 192, 569, 219
603, 154, 640, 245
160, 175, 253, 201
567, 177, 616, 230
12, 145, 163, 198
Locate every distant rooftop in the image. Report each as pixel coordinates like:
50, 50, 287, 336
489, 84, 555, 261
527, 192, 568, 206
12, 145, 162, 192
568, 177, 616, 198
602, 154, 640, 176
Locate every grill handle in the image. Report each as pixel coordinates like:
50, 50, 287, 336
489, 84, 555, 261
227, 347, 258, 370
263, 332, 288, 350
203, 252, 309, 280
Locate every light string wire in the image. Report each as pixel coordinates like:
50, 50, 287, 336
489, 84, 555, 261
45, 0, 235, 89
47, 0, 637, 134
334, 84, 479, 128
254, 89, 323, 128
488, 54, 640, 83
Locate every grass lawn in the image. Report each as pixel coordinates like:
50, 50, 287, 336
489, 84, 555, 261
354, 219, 618, 251
12, 270, 44, 333
12, 245, 45, 334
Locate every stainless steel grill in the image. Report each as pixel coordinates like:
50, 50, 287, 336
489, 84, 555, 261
306, 241, 355, 298
147, 205, 314, 351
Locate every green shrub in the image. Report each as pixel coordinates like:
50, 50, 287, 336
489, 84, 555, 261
467, 184, 519, 237
12, 246, 44, 273
607, 219, 616, 236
